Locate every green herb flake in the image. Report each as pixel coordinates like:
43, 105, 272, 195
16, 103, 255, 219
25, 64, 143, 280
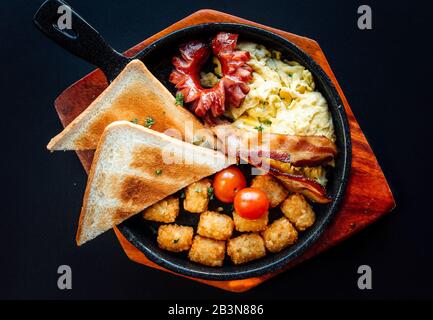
155, 169, 162, 175
194, 187, 202, 193
207, 187, 214, 200
175, 93, 184, 106
145, 117, 155, 128
130, 118, 139, 124
254, 124, 265, 132
262, 119, 272, 126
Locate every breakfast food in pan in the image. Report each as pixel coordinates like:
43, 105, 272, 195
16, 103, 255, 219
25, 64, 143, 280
197, 211, 234, 241
189, 235, 227, 267
250, 174, 288, 208
281, 193, 316, 231
157, 224, 194, 252
233, 209, 269, 232
227, 233, 267, 265
183, 179, 213, 213
47, 31, 338, 268
262, 217, 298, 253
142, 196, 180, 223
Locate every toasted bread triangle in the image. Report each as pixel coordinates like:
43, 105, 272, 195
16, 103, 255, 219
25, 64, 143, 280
76, 121, 234, 245
47, 59, 210, 150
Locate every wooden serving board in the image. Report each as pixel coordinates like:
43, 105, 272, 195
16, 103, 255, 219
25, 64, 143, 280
54, 9, 395, 292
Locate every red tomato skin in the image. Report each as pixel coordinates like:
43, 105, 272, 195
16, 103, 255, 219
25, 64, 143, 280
234, 187, 269, 220
213, 166, 247, 203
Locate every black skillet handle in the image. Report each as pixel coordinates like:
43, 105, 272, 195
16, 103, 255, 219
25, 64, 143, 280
33, 0, 130, 81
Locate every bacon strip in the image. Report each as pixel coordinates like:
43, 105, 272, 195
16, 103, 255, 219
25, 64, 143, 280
231, 155, 331, 203
269, 167, 331, 203
212, 124, 337, 167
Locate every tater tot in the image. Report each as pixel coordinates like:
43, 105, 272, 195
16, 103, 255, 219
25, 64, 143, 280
251, 174, 288, 207
183, 178, 212, 213
280, 193, 316, 231
233, 210, 268, 232
197, 211, 234, 240
227, 233, 266, 265
143, 196, 179, 223
157, 224, 193, 252
188, 235, 226, 267
262, 217, 298, 253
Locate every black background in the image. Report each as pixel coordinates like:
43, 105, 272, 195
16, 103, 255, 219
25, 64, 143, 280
1, 0, 432, 300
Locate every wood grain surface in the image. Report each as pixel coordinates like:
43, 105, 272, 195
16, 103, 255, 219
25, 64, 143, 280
52, 9, 395, 292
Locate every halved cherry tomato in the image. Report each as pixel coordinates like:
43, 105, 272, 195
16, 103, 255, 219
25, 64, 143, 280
234, 187, 269, 220
213, 166, 247, 203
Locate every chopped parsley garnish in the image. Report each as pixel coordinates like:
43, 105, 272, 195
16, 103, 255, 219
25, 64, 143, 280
130, 118, 138, 124
207, 187, 214, 200
155, 169, 162, 175
145, 117, 155, 128
194, 187, 202, 193
173, 239, 179, 244
255, 118, 272, 132
175, 92, 184, 106
254, 124, 265, 132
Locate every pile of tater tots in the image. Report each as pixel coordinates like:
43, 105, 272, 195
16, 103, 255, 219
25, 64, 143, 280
143, 174, 316, 267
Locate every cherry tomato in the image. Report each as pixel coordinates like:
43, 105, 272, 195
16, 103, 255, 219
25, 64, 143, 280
213, 166, 247, 203
234, 187, 269, 220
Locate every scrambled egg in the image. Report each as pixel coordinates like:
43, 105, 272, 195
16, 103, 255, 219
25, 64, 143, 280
230, 42, 335, 185
228, 42, 335, 143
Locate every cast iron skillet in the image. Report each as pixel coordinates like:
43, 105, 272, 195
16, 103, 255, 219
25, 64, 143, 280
35, 0, 351, 280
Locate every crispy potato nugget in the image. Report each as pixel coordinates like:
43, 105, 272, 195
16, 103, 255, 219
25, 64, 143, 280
233, 210, 268, 232
251, 174, 288, 208
188, 235, 226, 267
280, 193, 316, 231
183, 178, 212, 213
197, 211, 234, 240
143, 196, 179, 223
157, 224, 193, 252
262, 217, 298, 253
227, 233, 266, 265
